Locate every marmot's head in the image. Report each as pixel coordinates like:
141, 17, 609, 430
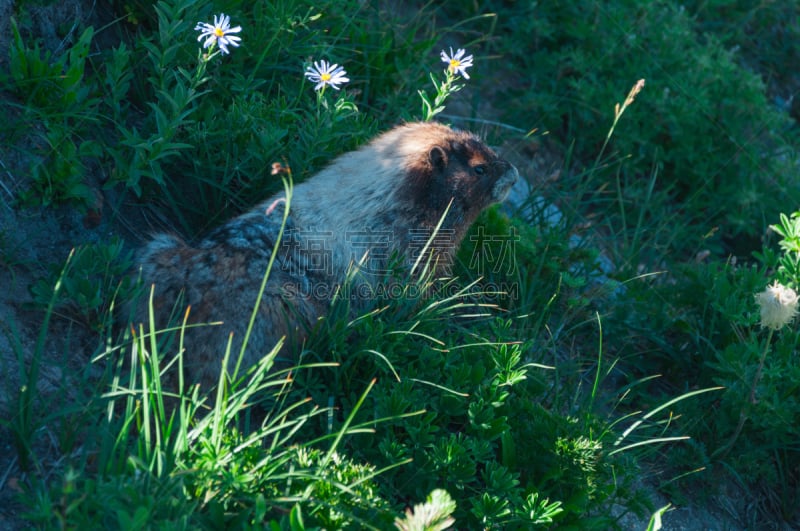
395, 122, 519, 231
289, 121, 519, 272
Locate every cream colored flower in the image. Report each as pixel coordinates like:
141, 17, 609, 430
755, 281, 799, 330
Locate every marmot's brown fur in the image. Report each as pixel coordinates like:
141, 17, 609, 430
136, 121, 519, 389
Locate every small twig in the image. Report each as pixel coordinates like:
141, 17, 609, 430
438, 114, 528, 134
713, 328, 774, 460
0, 455, 18, 491
265, 197, 286, 215
0, 158, 15, 198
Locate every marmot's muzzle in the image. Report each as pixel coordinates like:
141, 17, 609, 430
492, 165, 519, 203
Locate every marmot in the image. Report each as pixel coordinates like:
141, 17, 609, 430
136, 121, 519, 389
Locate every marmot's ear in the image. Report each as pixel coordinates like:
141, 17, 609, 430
429, 146, 447, 171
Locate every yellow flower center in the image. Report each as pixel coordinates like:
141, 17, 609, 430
214, 27, 225, 37
449, 59, 460, 71
321, 73, 332, 82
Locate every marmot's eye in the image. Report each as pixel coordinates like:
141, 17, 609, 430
474, 164, 487, 176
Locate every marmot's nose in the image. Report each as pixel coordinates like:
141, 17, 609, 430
507, 165, 519, 183
494, 160, 518, 182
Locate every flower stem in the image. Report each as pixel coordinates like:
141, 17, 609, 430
593, 79, 645, 170
713, 328, 774, 460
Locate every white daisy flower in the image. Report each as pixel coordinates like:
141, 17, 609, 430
304, 60, 350, 91
195, 13, 242, 55
755, 281, 799, 330
440, 47, 474, 79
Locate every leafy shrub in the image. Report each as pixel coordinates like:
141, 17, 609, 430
3, 18, 102, 210
457, 1, 796, 257
7, 18, 95, 112
288, 213, 672, 528
685, 0, 800, 96
18, 338, 402, 529
29, 238, 136, 332
102, 0, 445, 235
606, 219, 800, 521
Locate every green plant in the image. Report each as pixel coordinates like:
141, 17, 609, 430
612, 229, 800, 521
418, 48, 474, 121
457, 1, 796, 258
705, 270, 800, 520
646, 504, 670, 531
107, 1, 216, 197
290, 231, 686, 528
7, 18, 95, 112
102, 0, 380, 233
18, 322, 404, 528
29, 238, 135, 332
684, 0, 800, 94
767, 212, 800, 289
4, 17, 103, 210
18, 124, 100, 208
2, 250, 73, 471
